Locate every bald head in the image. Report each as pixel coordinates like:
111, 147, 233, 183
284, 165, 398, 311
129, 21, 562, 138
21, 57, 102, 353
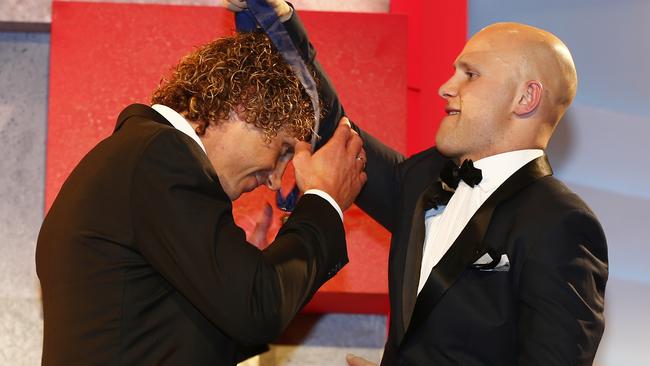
472, 22, 577, 124
435, 22, 578, 161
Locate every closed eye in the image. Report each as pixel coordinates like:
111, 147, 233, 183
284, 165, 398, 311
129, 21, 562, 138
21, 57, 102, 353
279, 147, 294, 162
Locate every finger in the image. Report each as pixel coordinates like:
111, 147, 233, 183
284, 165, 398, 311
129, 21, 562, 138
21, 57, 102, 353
294, 140, 312, 155
268, 159, 291, 191
347, 132, 364, 157
341, 117, 361, 138
223, 0, 246, 11
359, 171, 368, 185
292, 141, 312, 167
357, 148, 367, 163
355, 156, 366, 172
346, 354, 375, 366
357, 149, 368, 170
329, 121, 352, 148
229, 0, 248, 8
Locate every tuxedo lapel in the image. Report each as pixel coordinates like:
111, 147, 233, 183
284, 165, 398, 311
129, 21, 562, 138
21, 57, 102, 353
401, 181, 443, 335
400, 156, 553, 345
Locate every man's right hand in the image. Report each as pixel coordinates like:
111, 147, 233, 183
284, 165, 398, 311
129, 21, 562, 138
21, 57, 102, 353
293, 118, 367, 211
346, 354, 377, 366
222, 0, 293, 22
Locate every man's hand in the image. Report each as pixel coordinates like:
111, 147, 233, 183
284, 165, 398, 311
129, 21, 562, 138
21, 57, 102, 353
293, 118, 367, 211
222, 0, 293, 22
346, 353, 377, 366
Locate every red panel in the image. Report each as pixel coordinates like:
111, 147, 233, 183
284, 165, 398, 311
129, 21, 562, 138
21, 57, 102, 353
47, 1, 407, 314
391, 0, 468, 156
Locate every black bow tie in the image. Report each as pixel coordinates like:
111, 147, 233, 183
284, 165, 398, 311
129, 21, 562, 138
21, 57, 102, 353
423, 159, 483, 211
440, 159, 483, 190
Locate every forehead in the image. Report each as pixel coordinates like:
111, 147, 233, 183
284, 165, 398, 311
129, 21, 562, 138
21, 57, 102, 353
268, 129, 298, 148
455, 33, 519, 69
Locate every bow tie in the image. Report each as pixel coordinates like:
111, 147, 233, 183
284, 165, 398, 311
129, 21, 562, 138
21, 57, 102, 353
423, 159, 483, 211
440, 159, 483, 190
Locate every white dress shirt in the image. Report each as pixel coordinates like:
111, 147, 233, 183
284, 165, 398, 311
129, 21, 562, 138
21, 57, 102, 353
417, 149, 544, 294
151, 104, 343, 220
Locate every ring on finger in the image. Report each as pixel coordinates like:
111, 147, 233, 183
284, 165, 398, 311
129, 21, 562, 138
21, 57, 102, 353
355, 155, 366, 170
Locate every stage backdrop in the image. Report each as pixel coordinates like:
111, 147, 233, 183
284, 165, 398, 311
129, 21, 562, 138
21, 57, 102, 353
46, 0, 468, 314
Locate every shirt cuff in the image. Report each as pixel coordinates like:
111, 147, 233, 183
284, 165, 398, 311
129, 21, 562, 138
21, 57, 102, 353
304, 189, 343, 221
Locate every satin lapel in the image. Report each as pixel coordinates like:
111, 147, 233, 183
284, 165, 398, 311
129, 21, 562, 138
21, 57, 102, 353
400, 181, 442, 337
400, 156, 553, 345
114, 103, 171, 132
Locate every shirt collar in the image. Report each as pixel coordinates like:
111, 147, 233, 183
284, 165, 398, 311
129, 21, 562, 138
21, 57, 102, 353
151, 104, 207, 154
471, 149, 544, 192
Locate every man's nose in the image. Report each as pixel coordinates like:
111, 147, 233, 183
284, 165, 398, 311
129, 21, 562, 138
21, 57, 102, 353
438, 77, 458, 99
266, 172, 282, 191
266, 158, 292, 191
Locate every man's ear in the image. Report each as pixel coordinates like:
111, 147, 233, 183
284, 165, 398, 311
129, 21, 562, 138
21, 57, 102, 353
514, 80, 543, 117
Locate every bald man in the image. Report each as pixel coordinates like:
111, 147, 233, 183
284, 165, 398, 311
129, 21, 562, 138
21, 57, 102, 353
226, 3, 606, 363
337, 22, 607, 366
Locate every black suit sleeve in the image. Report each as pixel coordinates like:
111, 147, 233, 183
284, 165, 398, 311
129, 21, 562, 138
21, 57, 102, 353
130, 129, 347, 344
517, 209, 608, 365
284, 11, 407, 231
283, 12, 342, 149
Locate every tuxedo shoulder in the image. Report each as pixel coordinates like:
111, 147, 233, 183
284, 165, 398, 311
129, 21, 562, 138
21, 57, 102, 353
131, 123, 206, 162
406, 146, 444, 164
117, 114, 177, 139
491, 177, 608, 271
402, 147, 446, 176
523, 176, 598, 218
510, 176, 606, 250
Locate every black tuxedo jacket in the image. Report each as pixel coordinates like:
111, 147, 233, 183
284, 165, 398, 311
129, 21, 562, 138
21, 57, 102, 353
36, 104, 348, 365
286, 11, 608, 366
357, 144, 608, 366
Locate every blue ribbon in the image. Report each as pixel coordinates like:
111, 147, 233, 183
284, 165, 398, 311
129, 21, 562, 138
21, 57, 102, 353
235, 1, 320, 146
235, 1, 318, 212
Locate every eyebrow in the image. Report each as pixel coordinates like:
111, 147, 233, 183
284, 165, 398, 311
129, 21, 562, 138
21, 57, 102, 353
454, 60, 474, 70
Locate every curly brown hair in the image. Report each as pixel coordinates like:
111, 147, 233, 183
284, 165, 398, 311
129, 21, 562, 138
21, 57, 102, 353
151, 32, 320, 141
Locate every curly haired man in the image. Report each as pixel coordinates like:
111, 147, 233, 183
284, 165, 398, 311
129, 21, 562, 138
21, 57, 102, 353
36, 6, 366, 365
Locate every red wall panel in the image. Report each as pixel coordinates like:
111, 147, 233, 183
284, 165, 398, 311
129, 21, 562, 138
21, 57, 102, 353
47, 0, 468, 314
391, 0, 468, 155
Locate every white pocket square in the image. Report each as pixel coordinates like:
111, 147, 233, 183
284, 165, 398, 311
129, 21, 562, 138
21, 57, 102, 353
472, 253, 510, 272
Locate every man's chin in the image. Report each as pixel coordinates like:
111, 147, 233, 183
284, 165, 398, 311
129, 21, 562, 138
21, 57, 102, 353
226, 191, 240, 201
224, 186, 244, 201
435, 142, 460, 160
227, 182, 263, 201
